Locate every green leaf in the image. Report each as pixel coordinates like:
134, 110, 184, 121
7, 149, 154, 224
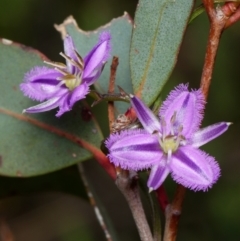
0, 38, 105, 177
0, 165, 87, 199
130, 0, 194, 106
188, 4, 205, 24
55, 14, 133, 114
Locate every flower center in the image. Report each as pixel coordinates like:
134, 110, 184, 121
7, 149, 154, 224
158, 113, 184, 155
160, 135, 180, 154
44, 50, 84, 91
59, 73, 82, 91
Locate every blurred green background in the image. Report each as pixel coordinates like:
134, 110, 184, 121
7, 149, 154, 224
0, 0, 240, 240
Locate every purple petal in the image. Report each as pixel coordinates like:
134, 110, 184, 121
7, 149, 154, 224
83, 31, 111, 84
56, 93, 71, 117
147, 161, 170, 191
56, 83, 89, 117
69, 82, 89, 107
23, 94, 67, 114
170, 146, 220, 191
64, 35, 78, 73
105, 129, 162, 171
190, 122, 231, 148
82, 68, 102, 85
20, 67, 63, 101
160, 84, 205, 138
130, 96, 161, 134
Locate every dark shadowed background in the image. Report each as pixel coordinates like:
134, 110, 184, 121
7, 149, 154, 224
0, 0, 240, 240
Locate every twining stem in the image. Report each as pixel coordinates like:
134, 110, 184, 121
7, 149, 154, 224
78, 164, 113, 241
200, 0, 226, 98
116, 170, 153, 241
108, 56, 119, 132
163, 186, 186, 241
90, 91, 129, 107
156, 185, 169, 212
162, 1, 239, 240
107, 57, 153, 241
0, 219, 14, 241
201, 0, 240, 98
221, 1, 240, 29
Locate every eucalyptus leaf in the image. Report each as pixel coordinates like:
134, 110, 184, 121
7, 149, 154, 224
188, 4, 205, 24
55, 14, 133, 114
130, 0, 194, 106
0, 38, 104, 177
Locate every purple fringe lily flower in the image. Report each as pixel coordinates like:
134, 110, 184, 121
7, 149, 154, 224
20, 32, 111, 117
106, 84, 231, 192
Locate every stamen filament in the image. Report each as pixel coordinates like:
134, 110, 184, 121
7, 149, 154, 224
55, 68, 69, 75
74, 50, 84, 70
44, 60, 66, 69
60, 52, 83, 70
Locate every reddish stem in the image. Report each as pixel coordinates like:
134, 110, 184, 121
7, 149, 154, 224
200, 1, 240, 97
162, 1, 238, 240
163, 186, 186, 241
156, 185, 169, 212
108, 56, 119, 132
200, 21, 224, 98
224, 3, 240, 29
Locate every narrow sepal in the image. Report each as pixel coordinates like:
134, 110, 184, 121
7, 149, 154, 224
130, 96, 161, 134
190, 122, 231, 147
106, 129, 162, 171
170, 146, 220, 191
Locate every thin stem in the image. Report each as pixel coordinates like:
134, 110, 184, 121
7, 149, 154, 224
163, 185, 186, 241
156, 185, 169, 212
116, 170, 153, 241
200, 1, 226, 98
0, 219, 14, 241
78, 164, 113, 241
149, 192, 162, 241
200, 0, 240, 98
162, 1, 233, 240
90, 91, 130, 107
108, 56, 119, 132
224, 3, 240, 28
106, 60, 153, 240
202, 0, 215, 20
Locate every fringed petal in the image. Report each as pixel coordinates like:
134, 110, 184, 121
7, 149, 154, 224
20, 67, 63, 101
147, 161, 170, 191
130, 96, 161, 134
170, 146, 220, 191
83, 31, 111, 83
56, 93, 72, 117
23, 95, 66, 114
106, 129, 162, 171
69, 82, 89, 107
190, 122, 231, 147
56, 83, 89, 117
160, 84, 205, 138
